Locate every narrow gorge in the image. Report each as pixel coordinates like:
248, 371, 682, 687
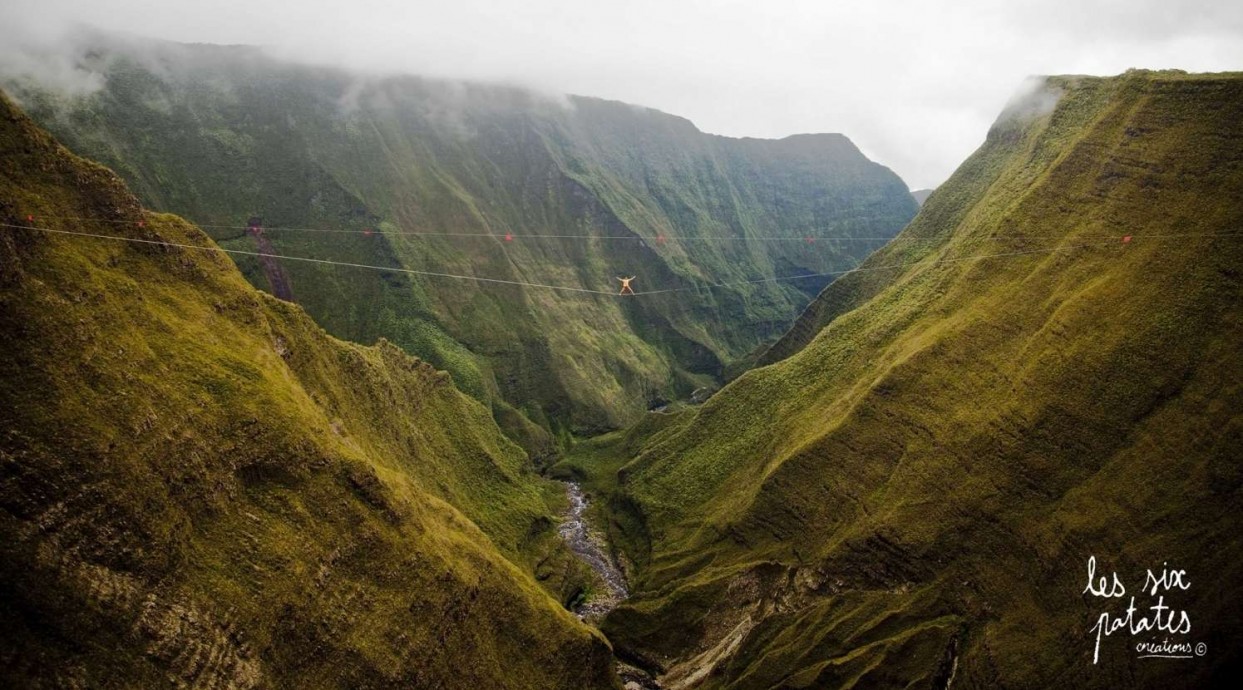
0, 22, 1239, 690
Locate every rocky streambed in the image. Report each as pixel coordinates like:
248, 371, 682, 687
557, 481, 629, 619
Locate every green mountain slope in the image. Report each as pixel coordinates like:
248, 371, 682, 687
593, 71, 1243, 688
6, 34, 917, 449
0, 91, 615, 688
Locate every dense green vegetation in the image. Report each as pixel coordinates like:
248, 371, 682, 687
6, 34, 917, 453
7, 41, 1239, 689
583, 71, 1243, 688
0, 91, 615, 689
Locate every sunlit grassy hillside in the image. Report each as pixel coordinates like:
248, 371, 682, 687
593, 71, 1243, 689
0, 91, 616, 689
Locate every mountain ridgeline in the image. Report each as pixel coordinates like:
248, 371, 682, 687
0, 91, 616, 689
587, 71, 1243, 688
7, 36, 917, 452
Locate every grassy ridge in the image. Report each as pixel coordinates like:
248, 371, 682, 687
0, 91, 614, 688
7, 35, 917, 447
593, 71, 1243, 688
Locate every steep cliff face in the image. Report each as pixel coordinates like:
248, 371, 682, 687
0, 92, 615, 689
7, 35, 917, 447
597, 72, 1243, 688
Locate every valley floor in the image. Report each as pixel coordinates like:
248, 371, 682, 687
557, 480, 629, 618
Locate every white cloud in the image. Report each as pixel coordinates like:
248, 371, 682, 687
2, 0, 1241, 188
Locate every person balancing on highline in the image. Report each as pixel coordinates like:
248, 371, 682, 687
617, 275, 636, 296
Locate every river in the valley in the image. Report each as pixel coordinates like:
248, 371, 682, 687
557, 481, 664, 689
557, 481, 629, 619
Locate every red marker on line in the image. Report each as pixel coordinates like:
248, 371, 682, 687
504, 233, 513, 242
656, 234, 666, 245
26, 215, 34, 222
1121, 235, 1132, 243
363, 228, 374, 236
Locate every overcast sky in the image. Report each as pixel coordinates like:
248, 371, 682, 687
3, 0, 1242, 189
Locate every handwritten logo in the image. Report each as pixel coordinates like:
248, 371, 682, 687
1083, 556, 1204, 664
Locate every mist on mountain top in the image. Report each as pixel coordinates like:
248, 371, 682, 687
3, 0, 1242, 189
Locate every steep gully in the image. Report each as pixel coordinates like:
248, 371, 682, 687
247, 221, 295, 302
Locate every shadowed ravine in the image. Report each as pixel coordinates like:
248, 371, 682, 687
557, 482, 629, 619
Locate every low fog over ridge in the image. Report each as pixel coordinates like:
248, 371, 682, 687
2, 0, 1242, 189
